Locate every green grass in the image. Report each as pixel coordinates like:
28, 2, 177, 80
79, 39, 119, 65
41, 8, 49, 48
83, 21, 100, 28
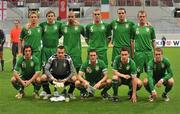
0, 47, 180, 114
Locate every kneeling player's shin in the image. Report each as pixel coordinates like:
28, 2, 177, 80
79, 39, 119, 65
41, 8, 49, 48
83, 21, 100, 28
41, 81, 51, 94
112, 79, 119, 96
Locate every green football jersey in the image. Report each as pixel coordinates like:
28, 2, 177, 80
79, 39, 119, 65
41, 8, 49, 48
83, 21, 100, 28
132, 24, 156, 52
14, 56, 40, 79
79, 59, 107, 84
61, 24, 85, 68
113, 55, 137, 77
85, 22, 111, 51
110, 19, 134, 48
40, 21, 62, 48
61, 24, 85, 56
20, 25, 42, 52
147, 57, 173, 91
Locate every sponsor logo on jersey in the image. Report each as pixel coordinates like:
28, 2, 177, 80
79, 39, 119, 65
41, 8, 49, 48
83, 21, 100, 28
136, 28, 139, 35
118, 64, 122, 70
113, 23, 117, 30
44, 26, 47, 32
90, 26, 93, 32
54, 25, 58, 30
101, 25, 105, 30
37, 28, 41, 33
28, 30, 31, 35
86, 67, 92, 73
137, 67, 140, 72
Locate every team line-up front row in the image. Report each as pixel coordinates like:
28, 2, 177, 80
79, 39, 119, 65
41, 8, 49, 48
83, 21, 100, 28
11, 45, 174, 103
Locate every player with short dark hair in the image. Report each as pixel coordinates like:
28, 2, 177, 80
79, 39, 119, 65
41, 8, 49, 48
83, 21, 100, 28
40, 46, 76, 100
144, 48, 174, 102
112, 47, 142, 102
85, 8, 111, 66
11, 45, 41, 99
75, 49, 111, 99
110, 8, 135, 64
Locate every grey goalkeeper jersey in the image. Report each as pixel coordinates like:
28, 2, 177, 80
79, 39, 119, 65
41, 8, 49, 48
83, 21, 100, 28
45, 54, 76, 80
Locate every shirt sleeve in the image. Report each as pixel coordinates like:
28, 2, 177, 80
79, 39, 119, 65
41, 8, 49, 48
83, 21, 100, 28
80, 25, 86, 37
84, 24, 90, 39
151, 26, 156, 40
14, 57, 22, 73
45, 56, 54, 79
101, 60, 108, 75
34, 57, 40, 73
130, 60, 137, 77
147, 61, 155, 91
20, 27, 28, 41
112, 56, 119, 70
106, 23, 112, 38
163, 59, 173, 81
64, 58, 76, 80
79, 62, 86, 73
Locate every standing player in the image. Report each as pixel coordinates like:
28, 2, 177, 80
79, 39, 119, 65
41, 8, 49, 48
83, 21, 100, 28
75, 49, 111, 99
19, 11, 42, 60
11, 45, 41, 99
41, 46, 76, 100
85, 8, 111, 66
10, 19, 22, 70
144, 48, 174, 102
131, 10, 156, 77
110, 8, 134, 63
0, 29, 5, 71
61, 11, 85, 98
112, 47, 142, 102
39, 10, 62, 97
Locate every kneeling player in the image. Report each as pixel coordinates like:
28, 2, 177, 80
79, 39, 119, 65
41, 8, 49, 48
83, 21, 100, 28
144, 48, 174, 102
75, 49, 111, 99
112, 47, 142, 103
41, 46, 76, 100
11, 45, 41, 99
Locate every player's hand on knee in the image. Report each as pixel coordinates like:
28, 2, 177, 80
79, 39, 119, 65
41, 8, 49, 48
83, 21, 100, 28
156, 79, 163, 88
124, 75, 130, 79
94, 82, 101, 89
151, 90, 157, 98
83, 80, 89, 88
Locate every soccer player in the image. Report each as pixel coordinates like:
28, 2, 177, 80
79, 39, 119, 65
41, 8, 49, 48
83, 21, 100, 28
41, 46, 76, 100
75, 49, 111, 99
85, 8, 111, 66
0, 29, 5, 71
10, 19, 22, 70
131, 10, 156, 77
144, 48, 174, 102
112, 47, 142, 103
11, 45, 41, 99
40, 10, 62, 67
19, 11, 42, 60
39, 10, 63, 97
61, 11, 85, 74
110, 8, 135, 63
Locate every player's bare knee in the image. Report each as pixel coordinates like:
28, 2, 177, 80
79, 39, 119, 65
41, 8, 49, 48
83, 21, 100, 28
106, 79, 112, 85
168, 78, 174, 86
112, 75, 119, 80
137, 79, 143, 87
75, 80, 81, 87
41, 74, 48, 81
143, 78, 148, 86
11, 76, 17, 83
36, 77, 41, 84
71, 76, 77, 82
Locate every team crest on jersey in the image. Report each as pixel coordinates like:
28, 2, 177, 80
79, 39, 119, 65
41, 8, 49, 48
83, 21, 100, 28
146, 28, 150, 32
118, 64, 122, 70
86, 67, 92, 73
126, 65, 130, 70
125, 24, 129, 28
101, 25, 105, 30
44, 26, 47, 32
63, 62, 66, 67
30, 61, 34, 67
74, 26, 78, 31
37, 28, 41, 33
136, 28, 139, 35
64, 27, 67, 33
113, 23, 117, 30
90, 26, 93, 32
22, 61, 26, 68
28, 30, 31, 35
54, 25, 58, 30
161, 63, 165, 69
137, 67, 140, 72
95, 65, 99, 71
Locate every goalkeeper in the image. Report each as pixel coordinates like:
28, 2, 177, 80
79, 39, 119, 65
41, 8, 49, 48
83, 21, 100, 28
40, 46, 76, 99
